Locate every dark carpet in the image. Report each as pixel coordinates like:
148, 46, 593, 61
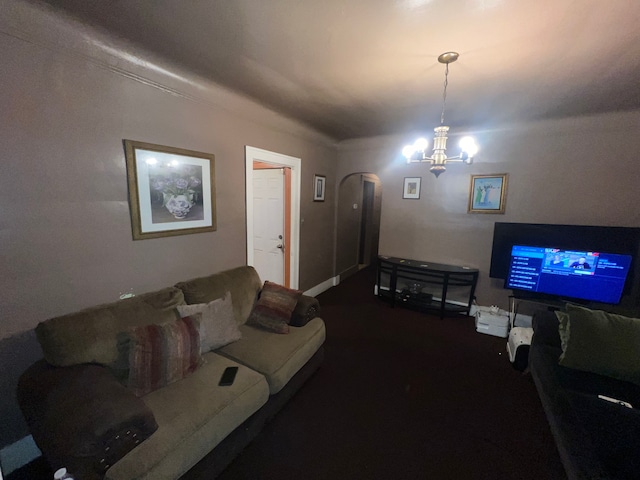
8, 266, 566, 479
216, 266, 566, 480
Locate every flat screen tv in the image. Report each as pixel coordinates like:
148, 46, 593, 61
506, 245, 632, 304
490, 223, 640, 298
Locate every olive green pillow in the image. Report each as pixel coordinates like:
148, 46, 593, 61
558, 304, 640, 386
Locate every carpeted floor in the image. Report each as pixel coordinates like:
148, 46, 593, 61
9, 266, 566, 480
215, 266, 566, 479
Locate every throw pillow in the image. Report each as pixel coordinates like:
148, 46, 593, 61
127, 315, 203, 397
558, 304, 640, 386
246, 281, 302, 334
177, 291, 241, 353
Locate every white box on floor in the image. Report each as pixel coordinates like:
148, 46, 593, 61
475, 311, 509, 337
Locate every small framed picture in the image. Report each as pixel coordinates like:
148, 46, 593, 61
313, 174, 326, 202
402, 177, 421, 199
468, 173, 508, 214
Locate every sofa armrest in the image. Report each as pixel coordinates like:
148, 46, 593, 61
290, 295, 320, 327
18, 360, 158, 478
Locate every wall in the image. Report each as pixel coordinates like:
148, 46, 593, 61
0, 0, 337, 457
337, 111, 640, 309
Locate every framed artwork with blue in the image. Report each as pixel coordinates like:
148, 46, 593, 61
468, 174, 508, 214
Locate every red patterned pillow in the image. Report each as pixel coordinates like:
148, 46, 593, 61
246, 281, 302, 334
127, 315, 202, 397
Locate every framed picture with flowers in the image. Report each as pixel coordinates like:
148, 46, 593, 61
124, 140, 216, 240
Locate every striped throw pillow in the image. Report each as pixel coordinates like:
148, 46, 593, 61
246, 281, 302, 334
127, 315, 202, 397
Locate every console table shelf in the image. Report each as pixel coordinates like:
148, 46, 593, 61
376, 256, 479, 318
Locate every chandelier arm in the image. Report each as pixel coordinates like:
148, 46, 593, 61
440, 156, 463, 163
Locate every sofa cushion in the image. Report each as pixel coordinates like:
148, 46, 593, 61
36, 287, 184, 368
175, 266, 262, 326
558, 304, 640, 387
127, 315, 203, 397
218, 317, 326, 394
105, 353, 269, 480
177, 291, 241, 352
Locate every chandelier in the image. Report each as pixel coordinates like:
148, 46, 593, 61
402, 52, 478, 177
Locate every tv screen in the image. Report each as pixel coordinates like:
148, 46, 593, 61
506, 245, 632, 304
490, 223, 640, 282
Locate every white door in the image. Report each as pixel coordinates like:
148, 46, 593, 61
253, 169, 285, 284
245, 146, 301, 289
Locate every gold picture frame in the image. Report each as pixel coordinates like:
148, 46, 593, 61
468, 174, 508, 214
124, 140, 216, 240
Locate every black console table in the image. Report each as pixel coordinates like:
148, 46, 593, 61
376, 256, 479, 318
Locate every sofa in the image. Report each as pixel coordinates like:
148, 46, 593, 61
529, 305, 640, 480
17, 266, 326, 480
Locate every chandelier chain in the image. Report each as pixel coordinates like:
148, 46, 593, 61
440, 63, 449, 125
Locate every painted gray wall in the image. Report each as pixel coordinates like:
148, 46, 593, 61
0, 1, 336, 449
337, 112, 640, 310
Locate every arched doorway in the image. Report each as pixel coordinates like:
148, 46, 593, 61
335, 173, 382, 280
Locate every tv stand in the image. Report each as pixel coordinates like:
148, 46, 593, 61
376, 256, 478, 318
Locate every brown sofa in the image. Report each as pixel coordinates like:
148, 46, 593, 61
18, 266, 325, 480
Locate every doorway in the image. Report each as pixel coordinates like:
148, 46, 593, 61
245, 146, 301, 288
336, 173, 382, 280
359, 180, 376, 267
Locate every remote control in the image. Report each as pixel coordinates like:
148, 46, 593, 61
219, 366, 238, 386
598, 395, 633, 408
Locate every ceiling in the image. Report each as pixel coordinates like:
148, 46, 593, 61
32, 0, 640, 141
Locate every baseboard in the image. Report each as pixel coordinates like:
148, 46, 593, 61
304, 275, 339, 298
0, 436, 41, 476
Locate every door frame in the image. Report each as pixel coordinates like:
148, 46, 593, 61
245, 146, 301, 289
